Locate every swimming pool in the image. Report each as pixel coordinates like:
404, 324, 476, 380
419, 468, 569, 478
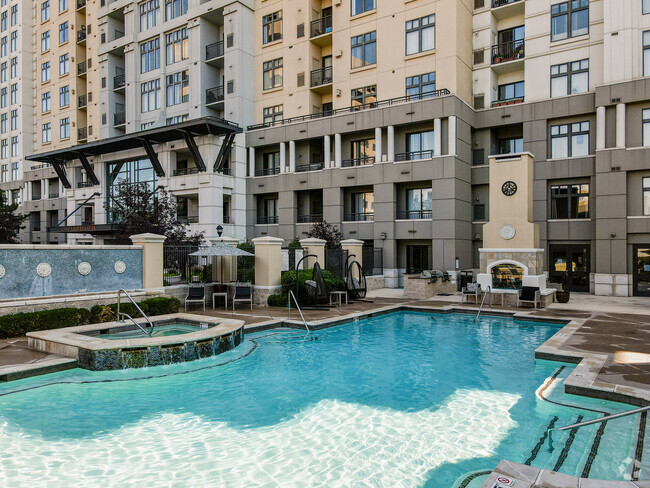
0, 311, 646, 486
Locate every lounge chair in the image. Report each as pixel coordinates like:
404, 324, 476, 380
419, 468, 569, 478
517, 286, 541, 308
462, 283, 482, 304
185, 285, 206, 311
233, 282, 253, 311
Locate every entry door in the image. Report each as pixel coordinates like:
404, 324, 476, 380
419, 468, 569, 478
633, 245, 650, 297
549, 245, 590, 292
406, 245, 432, 274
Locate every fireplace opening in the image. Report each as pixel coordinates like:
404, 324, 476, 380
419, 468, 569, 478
491, 263, 524, 290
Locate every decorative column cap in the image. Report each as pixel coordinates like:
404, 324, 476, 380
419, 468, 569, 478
299, 238, 327, 247
252, 236, 284, 246
340, 239, 364, 246
130, 233, 167, 244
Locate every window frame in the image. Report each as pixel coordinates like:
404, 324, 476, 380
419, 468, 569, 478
644, 177, 650, 215
262, 57, 283, 90
351, 31, 376, 69
550, 183, 590, 219
496, 81, 525, 102
551, 58, 589, 97
351, 84, 377, 110
140, 37, 161, 74
58, 21, 68, 44
263, 104, 283, 125
41, 31, 50, 52
551, 0, 589, 42
351, 0, 375, 16
165, 27, 188, 65
262, 11, 282, 44
41, 1, 50, 22
59, 53, 69, 76
550, 121, 590, 158
139, 0, 160, 32
164, 0, 187, 21
59, 85, 69, 108
165, 69, 189, 106
42, 122, 51, 143
141, 78, 161, 113
405, 14, 435, 56
41, 61, 50, 83
406, 72, 436, 100
42, 92, 51, 113
60, 117, 70, 140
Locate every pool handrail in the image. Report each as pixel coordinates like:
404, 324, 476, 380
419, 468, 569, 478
476, 285, 491, 320
288, 290, 310, 333
547, 404, 650, 452
117, 289, 154, 336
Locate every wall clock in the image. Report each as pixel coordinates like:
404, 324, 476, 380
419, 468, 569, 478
502, 181, 517, 196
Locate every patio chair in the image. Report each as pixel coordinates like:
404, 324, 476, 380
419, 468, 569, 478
185, 285, 206, 312
233, 282, 253, 311
462, 283, 482, 304
517, 286, 541, 308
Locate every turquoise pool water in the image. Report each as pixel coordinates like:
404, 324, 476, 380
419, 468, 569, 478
93, 323, 202, 340
0, 311, 645, 487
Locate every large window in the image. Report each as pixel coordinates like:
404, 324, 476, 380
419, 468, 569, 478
0, 164, 5, 181
258, 152, 280, 176
406, 72, 436, 99
497, 81, 524, 102
551, 1, 589, 42
498, 137, 524, 154
166, 27, 188, 65
107, 158, 158, 222
347, 139, 375, 167
140, 38, 160, 73
140, 0, 159, 32
42, 92, 50, 113
59, 85, 69, 107
10, 57, 15, 78
350, 192, 374, 221
41, 1, 50, 22
59, 21, 68, 44
551, 59, 589, 97
644, 31, 650, 77
10, 30, 15, 52
10, 109, 16, 130
351, 85, 377, 110
42, 123, 51, 143
644, 177, 650, 215
141, 79, 161, 112
59, 53, 69, 76
59, 0, 68, 12
351, 31, 376, 68
166, 69, 189, 106
262, 58, 283, 90
645, 0, 650, 14
10, 84, 16, 105
60, 117, 70, 139
10, 136, 16, 157
644, 109, 650, 147
10, 5, 16, 26
262, 11, 282, 44
551, 121, 590, 158
406, 14, 435, 55
164, 0, 187, 21
405, 188, 432, 219
263, 104, 283, 125
351, 0, 375, 16
405, 131, 435, 160
41, 31, 50, 52
41, 61, 50, 82
550, 184, 589, 219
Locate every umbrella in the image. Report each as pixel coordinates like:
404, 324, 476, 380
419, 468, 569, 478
189, 245, 254, 284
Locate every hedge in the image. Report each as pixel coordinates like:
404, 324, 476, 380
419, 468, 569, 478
0, 296, 181, 339
267, 294, 288, 307
281, 269, 345, 304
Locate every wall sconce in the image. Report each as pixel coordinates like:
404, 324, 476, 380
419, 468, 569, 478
610, 232, 616, 238
380, 232, 387, 240
336, 89, 342, 97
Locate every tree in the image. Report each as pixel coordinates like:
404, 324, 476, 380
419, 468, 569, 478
306, 221, 342, 249
0, 193, 27, 244
106, 181, 204, 245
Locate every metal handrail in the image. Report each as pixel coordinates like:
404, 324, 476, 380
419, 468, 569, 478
119, 312, 150, 336
548, 404, 650, 452
476, 285, 491, 320
288, 290, 309, 333
117, 289, 154, 336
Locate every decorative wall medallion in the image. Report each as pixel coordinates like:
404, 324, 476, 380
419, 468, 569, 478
0, 264, 4, 279
499, 224, 517, 240
501, 180, 518, 196
37, 262, 52, 278
114, 261, 126, 274
78, 262, 92, 276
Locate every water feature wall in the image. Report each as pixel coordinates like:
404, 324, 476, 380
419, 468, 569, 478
0, 245, 143, 300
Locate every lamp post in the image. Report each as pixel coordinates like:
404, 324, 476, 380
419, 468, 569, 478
216, 225, 223, 238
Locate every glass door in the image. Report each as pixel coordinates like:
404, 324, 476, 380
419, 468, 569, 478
549, 244, 590, 292
633, 245, 650, 297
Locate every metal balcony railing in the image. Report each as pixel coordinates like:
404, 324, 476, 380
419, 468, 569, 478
396, 210, 433, 220
31, 224, 41, 232
223, 215, 231, 224
206, 40, 224, 60
77, 61, 87, 75
295, 162, 325, 173
114, 73, 125, 89
114, 111, 126, 126
297, 214, 323, 224
173, 167, 199, 176
77, 29, 86, 43
310, 66, 333, 87
395, 150, 434, 161
257, 215, 279, 224
344, 212, 374, 222
206, 86, 224, 105
78, 94, 87, 108
77, 0, 87, 8
177, 216, 199, 224
32, 195, 42, 201
255, 167, 280, 176
78, 181, 95, 188
30, 164, 51, 170
49, 193, 60, 199
77, 127, 88, 140
310, 15, 332, 38
341, 156, 374, 168
492, 40, 525, 64
491, 97, 524, 108
492, 0, 523, 7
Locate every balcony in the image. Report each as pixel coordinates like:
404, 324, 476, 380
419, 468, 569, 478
257, 215, 279, 224
206, 86, 224, 106
77, 181, 95, 188
32, 195, 42, 201
114, 73, 125, 90
78, 94, 87, 109
30, 164, 51, 171
295, 162, 324, 173
396, 210, 432, 220
173, 167, 199, 177
255, 167, 280, 177
491, 0, 525, 19
491, 40, 525, 73
114, 111, 126, 127
48, 193, 60, 199
342, 156, 374, 168
177, 216, 199, 224
344, 212, 374, 222
206, 40, 224, 66
77, 61, 87, 76
310, 66, 333, 92
395, 150, 434, 162
77, 127, 88, 141
297, 214, 323, 224
77, 28, 87, 44
77, 0, 87, 9
491, 97, 524, 108
310, 16, 332, 46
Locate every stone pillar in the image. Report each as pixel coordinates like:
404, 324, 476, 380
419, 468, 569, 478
434, 118, 442, 157
251, 236, 284, 304
387, 125, 395, 162
334, 133, 342, 167
289, 140, 296, 173
279, 142, 286, 173
375, 127, 383, 164
248, 146, 255, 177
341, 239, 364, 281
616, 103, 626, 148
299, 237, 326, 269
596, 106, 606, 150
448, 116, 457, 155
210, 236, 239, 283
130, 233, 167, 289
324, 135, 331, 168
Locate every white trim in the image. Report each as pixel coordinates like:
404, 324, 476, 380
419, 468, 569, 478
627, 215, 650, 219
479, 248, 544, 253
486, 259, 529, 275
252, 285, 282, 290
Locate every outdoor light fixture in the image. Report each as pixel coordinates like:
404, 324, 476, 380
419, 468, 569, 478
455, 257, 460, 270
217, 225, 223, 237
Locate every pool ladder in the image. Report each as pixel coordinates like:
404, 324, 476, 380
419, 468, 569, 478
476, 286, 491, 320
288, 290, 310, 333
116, 289, 154, 336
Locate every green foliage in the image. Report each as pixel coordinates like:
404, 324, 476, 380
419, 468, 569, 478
267, 294, 288, 307
306, 221, 342, 250
287, 239, 301, 250
0, 193, 27, 244
281, 269, 345, 303
237, 241, 255, 284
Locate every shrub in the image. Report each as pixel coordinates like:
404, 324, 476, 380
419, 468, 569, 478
140, 297, 180, 315
267, 294, 288, 307
281, 269, 345, 304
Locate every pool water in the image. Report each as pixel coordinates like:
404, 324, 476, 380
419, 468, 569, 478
93, 323, 203, 340
0, 311, 646, 487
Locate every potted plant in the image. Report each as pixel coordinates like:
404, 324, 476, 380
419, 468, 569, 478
555, 277, 570, 303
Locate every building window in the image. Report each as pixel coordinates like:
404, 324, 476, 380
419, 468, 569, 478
107, 158, 158, 222
551, 59, 589, 97
405, 14, 435, 55
41, 31, 50, 52
141, 78, 161, 112
644, 109, 650, 147
166, 114, 188, 125
644, 31, 650, 77
1, 88, 7, 108
550, 184, 589, 219
551, 0, 589, 42
262, 11, 282, 44
0, 62, 6, 83
0, 164, 6, 181
351, 0, 375, 16
10, 162, 17, 180
10, 135, 16, 157
1, 114, 7, 134
164, 0, 187, 21
406, 72, 436, 99
351, 31, 376, 68
1, 12, 7, 32
351, 85, 377, 110
60, 118, 70, 139
10, 5, 16, 26
474, 204, 486, 221
59, 0, 68, 12
263, 104, 283, 124
645, 0, 650, 14
42, 123, 51, 143
644, 177, 650, 215
10, 83, 16, 104
262, 58, 283, 90
0, 140, 6, 159
165, 27, 188, 65
41, 61, 50, 82
350, 138, 376, 165
405, 188, 432, 219
59, 21, 68, 44
41, 1, 50, 22
59, 85, 69, 107
166, 69, 189, 106
140, 38, 160, 73
350, 192, 374, 221
10, 30, 15, 51
9, 57, 15, 78
59, 53, 69, 76
497, 81, 524, 102
1, 36, 5, 57
42, 92, 51, 112
260, 152, 280, 175
498, 137, 524, 154
405, 131, 435, 160
10, 109, 16, 130
139, 0, 159, 32
551, 121, 590, 158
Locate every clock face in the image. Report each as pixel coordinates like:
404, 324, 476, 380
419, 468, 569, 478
502, 181, 517, 196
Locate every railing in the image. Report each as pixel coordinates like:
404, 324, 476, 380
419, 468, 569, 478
342, 156, 374, 168
297, 214, 323, 224
492, 39, 525, 64
114, 111, 126, 126
173, 167, 199, 176
310, 66, 333, 87
248, 89, 451, 130
476, 285, 491, 320
223, 215, 230, 224
218, 167, 232, 176
396, 210, 433, 220
206, 86, 224, 105
288, 290, 310, 333
31, 223, 41, 232
77, 29, 86, 43
362, 247, 384, 276
255, 167, 280, 176
310, 15, 332, 38
81, 220, 94, 225
78, 62, 87, 76
491, 97, 524, 108
77, 181, 95, 188
78, 94, 87, 108
492, 0, 523, 7
31, 195, 42, 201
295, 162, 324, 173
77, 0, 87, 8
78, 127, 88, 140
48, 193, 60, 199
117, 289, 154, 336
206, 40, 224, 60
257, 215, 279, 224
395, 150, 434, 161
114, 73, 125, 90
177, 215, 199, 224
30, 163, 51, 170
344, 212, 374, 222
114, 30, 125, 40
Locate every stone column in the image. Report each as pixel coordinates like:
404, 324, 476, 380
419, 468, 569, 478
130, 233, 167, 289
279, 142, 286, 173
334, 133, 342, 167
375, 127, 383, 164
387, 125, 395, 162
434, 118, 442, 157
616, 103, 626, 148
289, 140, 296, 173
341, 239, 364, 281
251, 236, 284, 304
596, 106, 606, 150
324, 135, 331, 168
248, 146, 255, 177
210, 236, 239, 283
299, 237, 327, 269
448, 116, 457, 155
